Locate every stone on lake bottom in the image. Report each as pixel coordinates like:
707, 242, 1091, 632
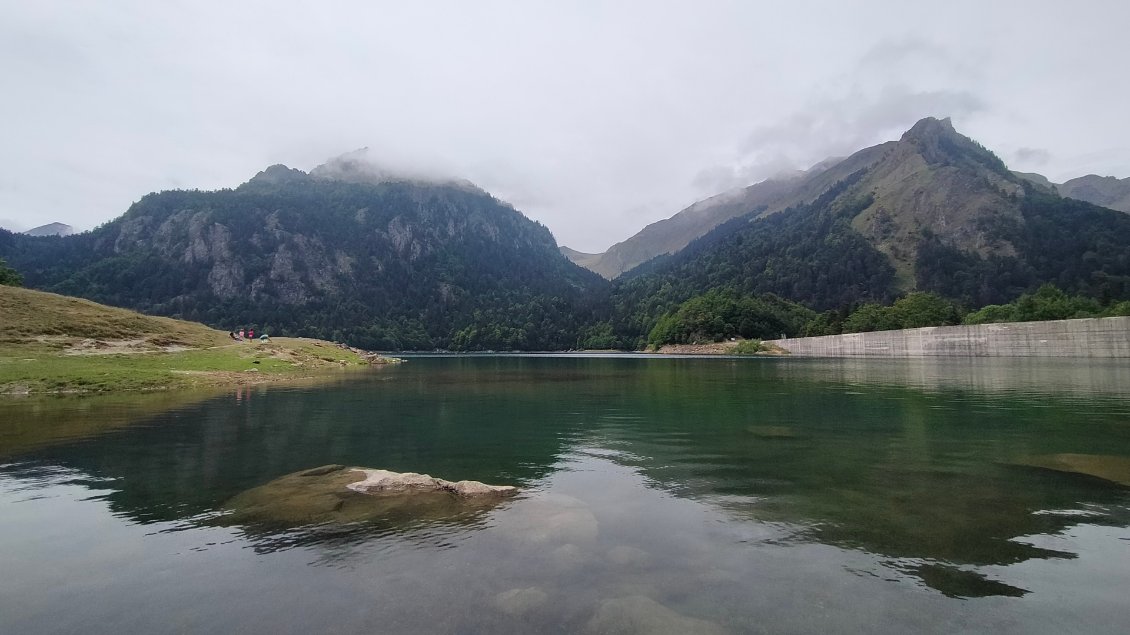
492, 587, 548, 616
1009, 454, 1130, 487
585, 595, 730, 635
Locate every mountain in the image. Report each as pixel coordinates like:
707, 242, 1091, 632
1012, 171, 1130, 213
0, 155, 607, 351
1057, 175, 1130, 213
602, 117, 1130, 345
565, 144, 895, 279
558, 246, 603, 271
24, 222, 73, 237
570, 120, 1130, 282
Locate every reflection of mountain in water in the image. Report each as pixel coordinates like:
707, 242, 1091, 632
3, 356, 1130, 597
554, 359, 1130, 598
0, 372, 574, 528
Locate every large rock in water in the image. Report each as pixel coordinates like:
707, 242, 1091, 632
224, 465, 517, 526
344, 467, 518, 496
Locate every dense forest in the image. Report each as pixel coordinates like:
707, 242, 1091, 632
914, 184, 1130, 307
0, 257, 22, 286
636, 285, 1130, 349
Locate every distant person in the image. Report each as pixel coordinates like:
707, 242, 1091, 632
238, 328, 245, 340
248, 328, 255, 340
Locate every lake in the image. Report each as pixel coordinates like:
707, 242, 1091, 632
2, 355, 1130, 634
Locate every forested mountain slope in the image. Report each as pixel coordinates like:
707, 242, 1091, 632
0, 161, 607, 350
601, 118, 1130, 346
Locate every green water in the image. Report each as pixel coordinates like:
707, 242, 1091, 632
2, 355, 1130, 633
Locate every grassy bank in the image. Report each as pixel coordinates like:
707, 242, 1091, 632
1, 286, 385, 394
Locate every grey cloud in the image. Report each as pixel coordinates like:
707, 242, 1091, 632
702, 84, 987, 198
0, 218, 27, 232
2, 3, 1128, 252
694, 35, 993, 199
1013, 147, 1051, 166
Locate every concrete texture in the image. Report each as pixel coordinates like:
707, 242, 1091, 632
770, 317, 1130, 358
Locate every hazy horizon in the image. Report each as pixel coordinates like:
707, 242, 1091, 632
3, 1, 1129, 252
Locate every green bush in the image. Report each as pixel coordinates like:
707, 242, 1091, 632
729, 340, 764, 355
0, 257, 22, 287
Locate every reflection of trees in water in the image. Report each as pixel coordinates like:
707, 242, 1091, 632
6, 357, 1130, 599
582, 372, 1130, 598
4, 373, 571, 526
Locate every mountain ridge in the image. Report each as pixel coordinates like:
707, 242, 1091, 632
1057, 174, 1130, 212
565, 141, 896, 279
0, 157, 606, 351
597, 116, 1130, 347
568, 117, 1128, 281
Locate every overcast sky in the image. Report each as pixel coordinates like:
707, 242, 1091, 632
2, 1, 1128, 252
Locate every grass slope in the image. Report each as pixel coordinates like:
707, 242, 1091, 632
1, 286, 374, 394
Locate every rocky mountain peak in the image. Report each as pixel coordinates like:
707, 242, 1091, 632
246, 164, 310, 187
900, 116, 955, 141
899, 117, 966, 163
894, 116, 1008, 175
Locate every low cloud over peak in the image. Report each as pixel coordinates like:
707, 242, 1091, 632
1, 2, 1128, 251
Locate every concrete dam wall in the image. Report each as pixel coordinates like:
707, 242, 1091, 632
769, 317, 1130, 358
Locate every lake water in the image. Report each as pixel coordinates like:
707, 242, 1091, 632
2, 355, 1130, 634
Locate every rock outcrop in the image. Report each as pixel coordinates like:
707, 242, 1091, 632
224, 464, 517, 526
344, 467, 518, 497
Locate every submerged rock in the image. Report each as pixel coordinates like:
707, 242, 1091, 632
607, 545, 650, 567
492, 587, 548, 616
223, 465, 517, 526
585, 595, 729, 635
549, 543, 586, 571
498, 494, 600, 545
1009, 454, 1130, 487
911, 563, 1028, 599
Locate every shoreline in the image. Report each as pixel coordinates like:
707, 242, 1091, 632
1, 337, 402, 396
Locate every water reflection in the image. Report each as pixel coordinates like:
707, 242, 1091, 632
774, 356, 1130, 396
1, 356, 1130, 630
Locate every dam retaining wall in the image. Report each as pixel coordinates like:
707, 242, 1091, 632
769, 317, 1130, 358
